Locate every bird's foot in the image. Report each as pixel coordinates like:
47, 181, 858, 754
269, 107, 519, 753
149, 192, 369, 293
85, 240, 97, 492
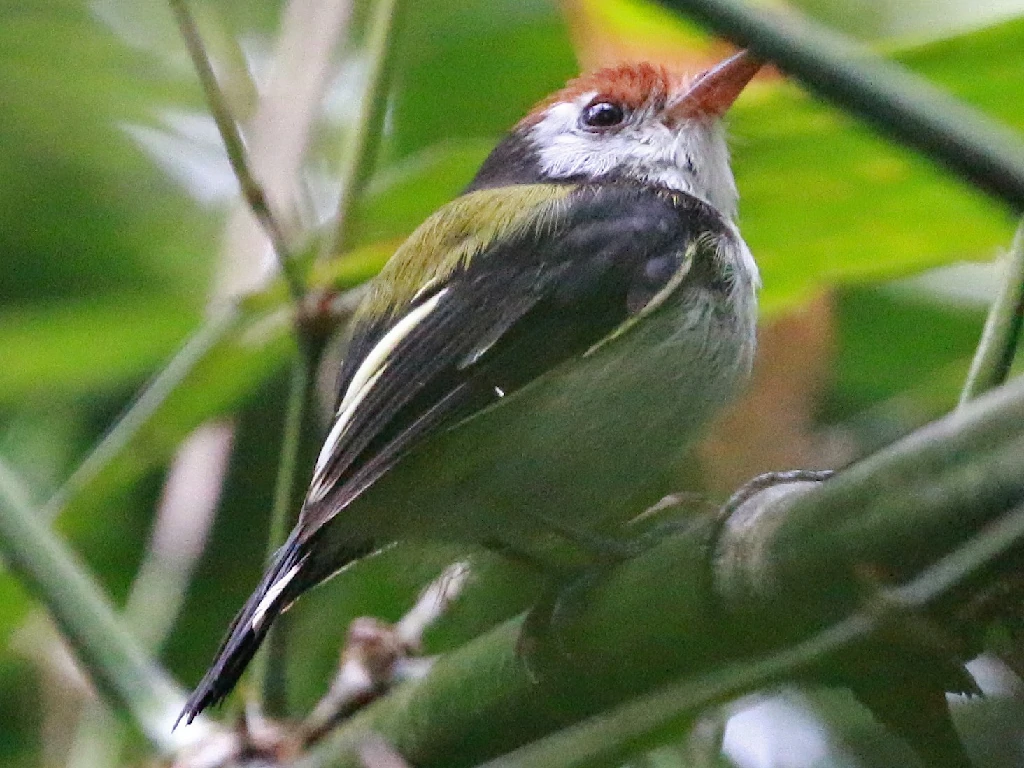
517, 567, 608, 683
717, 469, 835, 523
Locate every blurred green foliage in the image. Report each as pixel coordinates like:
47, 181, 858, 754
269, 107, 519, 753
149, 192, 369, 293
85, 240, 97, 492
1, 0, 1023, 766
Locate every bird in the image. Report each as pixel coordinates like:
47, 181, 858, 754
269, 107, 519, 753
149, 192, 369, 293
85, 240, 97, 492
179, 50, 764, 724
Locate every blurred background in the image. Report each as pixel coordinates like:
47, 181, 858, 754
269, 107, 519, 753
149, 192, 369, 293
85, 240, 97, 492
2, 0, 1024, 766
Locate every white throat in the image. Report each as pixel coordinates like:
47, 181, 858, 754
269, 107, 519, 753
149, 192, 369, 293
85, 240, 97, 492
529, 94, 739, 220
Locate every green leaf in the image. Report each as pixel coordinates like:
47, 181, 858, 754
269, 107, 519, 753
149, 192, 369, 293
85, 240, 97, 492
0, 298, 197, 405
50, 300, 293, 523
730, 16, 1024, 313
387, 0, 578, 159
347, 140, 493, 248
825, 285, 984, 429
0, 3, 217, 306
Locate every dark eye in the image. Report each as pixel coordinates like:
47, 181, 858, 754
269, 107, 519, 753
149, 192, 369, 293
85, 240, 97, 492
580, 100, 626, 130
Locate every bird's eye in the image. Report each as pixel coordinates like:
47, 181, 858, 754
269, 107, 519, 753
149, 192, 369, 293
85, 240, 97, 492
580, 100, 626, 130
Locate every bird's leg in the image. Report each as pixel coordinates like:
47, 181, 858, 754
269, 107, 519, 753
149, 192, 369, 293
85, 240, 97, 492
520, 512, 636, 566
517, 568, 608, 683
479, 536, 584, 680
495, 522, 640, 683
515, 502, 710, 677
480, 539, 577, 579
509, 501, 705, 680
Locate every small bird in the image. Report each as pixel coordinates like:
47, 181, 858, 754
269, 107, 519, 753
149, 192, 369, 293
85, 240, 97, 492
180, 50, 763, 723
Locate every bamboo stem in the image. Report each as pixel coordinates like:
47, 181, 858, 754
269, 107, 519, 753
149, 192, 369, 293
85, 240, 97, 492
960, 220, 1024, 405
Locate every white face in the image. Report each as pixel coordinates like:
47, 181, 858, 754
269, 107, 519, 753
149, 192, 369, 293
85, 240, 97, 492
528, 92, 739, 221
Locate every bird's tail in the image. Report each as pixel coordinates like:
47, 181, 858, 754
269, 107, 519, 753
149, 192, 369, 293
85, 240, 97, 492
177, 531, 311, 726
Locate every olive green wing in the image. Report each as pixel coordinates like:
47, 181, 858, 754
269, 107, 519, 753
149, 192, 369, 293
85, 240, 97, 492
300, 182, 725, 539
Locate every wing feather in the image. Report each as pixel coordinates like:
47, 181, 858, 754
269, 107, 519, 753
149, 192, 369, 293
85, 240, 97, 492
300, 183, 727, 538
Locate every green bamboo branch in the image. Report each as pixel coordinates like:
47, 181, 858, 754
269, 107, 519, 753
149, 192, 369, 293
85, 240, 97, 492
169, 0, 354, 718
656, 0, 1024, 212
265, 358, 311, 563
65, 424, 234, 768
301, 374, 1024, 768
473, 619, 874, 768
960, 219, 1024, 406
168, 0, 305, 302
322, 0, 407, 259
0, 460, 208, 754
253, 345, 314, 716
476, 500, 1024, 768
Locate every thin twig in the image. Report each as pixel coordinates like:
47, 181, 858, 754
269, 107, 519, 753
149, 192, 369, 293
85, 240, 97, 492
656, 0, 1024, 212
168, 0, 304, 302
250, 0, 403, 713
172, 0, 354, 717
960, 219, 1024, 406
322, 0, 406, 260
253, 348, 314, 716
300, 562, 470, 745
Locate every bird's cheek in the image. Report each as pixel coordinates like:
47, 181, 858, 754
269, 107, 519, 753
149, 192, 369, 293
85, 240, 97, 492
674, 148, 696, 174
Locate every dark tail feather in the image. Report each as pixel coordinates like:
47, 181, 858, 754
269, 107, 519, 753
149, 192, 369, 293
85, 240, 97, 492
176, 533, 308, 727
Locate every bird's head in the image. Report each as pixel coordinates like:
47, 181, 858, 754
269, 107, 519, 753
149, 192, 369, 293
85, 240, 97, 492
468, 51, 762, 220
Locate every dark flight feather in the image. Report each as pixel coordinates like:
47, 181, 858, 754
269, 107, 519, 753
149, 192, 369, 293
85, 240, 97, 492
177, 531, 305, 724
